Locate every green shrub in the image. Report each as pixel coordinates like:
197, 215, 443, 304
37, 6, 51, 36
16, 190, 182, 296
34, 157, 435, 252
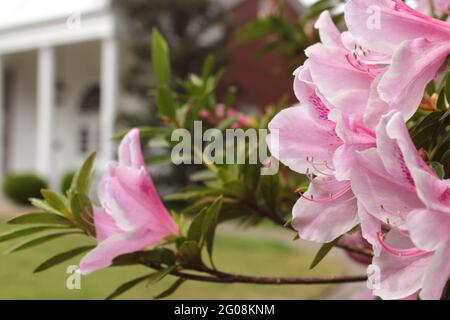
60, 170, 76, 194
3, 173, 48, 205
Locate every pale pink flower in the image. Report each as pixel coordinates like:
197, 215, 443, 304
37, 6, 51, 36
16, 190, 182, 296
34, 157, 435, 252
345, 0, 450, 120
267, 12, 384, 243
79, 129, 179, 274
350, 112, 449, 299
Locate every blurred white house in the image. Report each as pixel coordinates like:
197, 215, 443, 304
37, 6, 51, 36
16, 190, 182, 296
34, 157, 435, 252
0, 0, 303, 188
0, 0, 140, 187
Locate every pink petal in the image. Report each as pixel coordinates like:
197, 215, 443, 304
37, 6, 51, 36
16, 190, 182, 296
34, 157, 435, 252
93, 206, 122, 242
372, 230, 433, 300
410, 168, 450, 214
378, 39, 450, 120
99, 165, 178, 235
345, 0, 450, 55
306, 44, 373, 117
292, 177, 359, 243
420, 241, 450, 300
118, 128, 145, 169
267, 105, 341, 175
314, 11, 344, 48
358, 201, 382, 256
407, 209, 450, 252
79, 227, 164, 275
383, 112, 431, 185
351, 149, 422, 229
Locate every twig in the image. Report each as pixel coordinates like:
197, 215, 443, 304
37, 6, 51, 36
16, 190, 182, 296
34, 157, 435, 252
147, 262, 367, 285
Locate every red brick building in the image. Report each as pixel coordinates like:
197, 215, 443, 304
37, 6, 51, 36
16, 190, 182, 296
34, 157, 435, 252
221, 0, 304, 108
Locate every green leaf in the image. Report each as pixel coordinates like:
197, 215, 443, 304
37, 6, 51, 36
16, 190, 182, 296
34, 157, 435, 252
29, 198, 66, 216
309, 237, 341, 270
178, 241, 204, 267
156, 86, 176, 120
34, 246, 94, 273
187, 208, 207, 243
112, 249, 176, 267
429, 161, 445, 179
201, 54, 215, 81
146, 266, 176, 286
152, 29, 171, 86
0, 225, 66, 243
5, 230, 80, 254
441, 149, 450, 177
106, 275, 151, 300
70, 193, 94, 234
154, 279, 185, 300
69, 152, 96, 196
203, 197, 222, 266
145, 154, 172, 166
445, 72, 450, 104
8, 212, 72, 226
437, 90, 447, 111
41, 190, 70, 216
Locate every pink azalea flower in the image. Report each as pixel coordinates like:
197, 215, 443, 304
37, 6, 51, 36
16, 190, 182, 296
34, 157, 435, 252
267, 65, 378, 243
79, 129, 179, 274
345, 0, 450, 120
350, 111, 449, 299
267, 12, 384, 243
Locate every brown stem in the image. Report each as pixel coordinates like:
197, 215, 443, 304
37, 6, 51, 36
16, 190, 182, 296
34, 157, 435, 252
147, 263, 367, 285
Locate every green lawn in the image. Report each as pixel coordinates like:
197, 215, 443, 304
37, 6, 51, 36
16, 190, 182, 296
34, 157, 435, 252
0, 218, 344, 299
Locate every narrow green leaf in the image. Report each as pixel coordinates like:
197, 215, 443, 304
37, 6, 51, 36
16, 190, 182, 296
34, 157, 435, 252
156, 86, 176, 120
8, 212, 72, 226
429, 161, 445, 179
309, 237, 341, 270
146, 266, 176, 286
69, 152, 96, 196
178, 241, 204, 267
445, 72, 450, 104
203, 197, 223, 266
187, 208, 207, 243
41, 190, 70, 216
201, 54, 215, 81
0, 225, 66, 243
34, 246, 95, 273
145, 154, 172, 166
106, 275, 151, 300
5, 230, 80, 254
29, 198, 65, 216
152, 29, 171, 86
70, 193, 95, 235
154, 279, 185, 300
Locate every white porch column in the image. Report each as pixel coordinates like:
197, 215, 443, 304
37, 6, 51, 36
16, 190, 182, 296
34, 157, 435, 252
99, 37, 119, 167
36, 47, 55, 178
0, 56, 4, 181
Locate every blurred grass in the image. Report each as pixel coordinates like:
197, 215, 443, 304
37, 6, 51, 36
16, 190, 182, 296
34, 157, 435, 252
0, 218, 344, 299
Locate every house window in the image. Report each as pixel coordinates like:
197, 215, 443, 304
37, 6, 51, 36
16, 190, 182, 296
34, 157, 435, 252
80, 84, 100, 113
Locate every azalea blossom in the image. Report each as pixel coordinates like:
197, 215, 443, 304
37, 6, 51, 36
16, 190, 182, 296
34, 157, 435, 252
346, 0, 450, 120
350, 112, 449, 300
267, 11, 386, 243
79, 129, 179, 274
